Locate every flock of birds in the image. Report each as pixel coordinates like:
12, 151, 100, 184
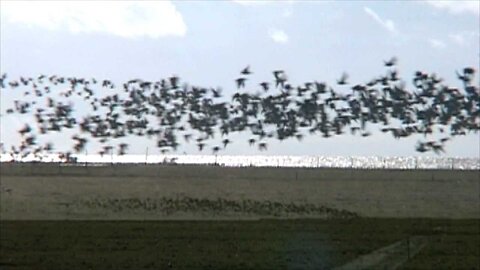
0, 57, 478, 161
80, 196, 359, 219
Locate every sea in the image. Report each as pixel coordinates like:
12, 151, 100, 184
0, 153, 478, 170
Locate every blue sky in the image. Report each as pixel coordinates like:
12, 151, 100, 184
0, 0, 479, 157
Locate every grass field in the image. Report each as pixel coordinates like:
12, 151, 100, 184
1, 219, 479, 269
0, 163, 479, 269
1, 163, 479, 219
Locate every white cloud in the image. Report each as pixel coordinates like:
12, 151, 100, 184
282, 8, 293, 18
0, 1, 187, 39
363, 7, 397, 35
449, 33, 466, 46
232, 0, 273, 6
269, 29, 289, 43
232, 1, 295, 18
449, 31, 478, 46
424, 1, 479, 16
232, 0, 299, 6
429, 38, 447, 49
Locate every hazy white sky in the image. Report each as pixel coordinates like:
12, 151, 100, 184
1, 1, 479, 157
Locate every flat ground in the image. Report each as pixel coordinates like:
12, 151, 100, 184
1, 219, 479, 269
1, 163, 479, 219
0, 163, 479, 269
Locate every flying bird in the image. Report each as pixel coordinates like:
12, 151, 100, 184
273, 70, 287, 88
337, 72, 349, 85
18, 124, 32, 136
236, 77, 246, 89
258, 142, 268, 151
222, 138, 231, 148
260, 82, 270, 92
384, 57, 397, 67
241, 66, 252, 75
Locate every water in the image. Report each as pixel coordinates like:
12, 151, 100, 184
0, 153, 478, 170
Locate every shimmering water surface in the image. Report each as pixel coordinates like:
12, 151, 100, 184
1, 154, 478, 170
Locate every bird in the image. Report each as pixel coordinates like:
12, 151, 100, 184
212, 146, 220, 154
210, 87, 222, 98
236, 78, 246, 89
183, 134, 192, 142
197, 142, 205, 152
440, 137, 450, 143
273, 70, 287, 88
222, 139, 231, 148
260, 82, 270, 92
384, 57, 397, 67
118, 143, 129, 155
0, 73, 6, 88
169, 76, 179, 89
258, 142, 268, 151
1, 59, 477, 159
295, 133, 304, 141
18, 124, 32, 136
241, 66, 252, 75
415, 142, 428, 153
337, 72, 349, 85
431, 143, 445, 154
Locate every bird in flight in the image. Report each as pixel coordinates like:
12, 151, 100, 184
236, 77, 246, 89
1, 59, 476, 158
337, 72, 349, 85
273, 70, 287, 88
241, 66, 252, 75
260, 82, 270, 92
384, 57, 397, 67
258, 142, 268, 151
222, 138, 231, 148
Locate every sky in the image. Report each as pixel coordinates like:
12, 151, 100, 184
0, 0, 479, 157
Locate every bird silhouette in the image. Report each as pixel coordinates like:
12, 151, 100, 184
212, 146, 220, 154
260, 82, 270, 92
337, 72, 349, 85
258, 142, 268, 151
384, 57, 397, 67
1, 60, 477, 158
18, 124, 32, 136
241, 66, 252, 75
273, 70, 287, 88
222, 138, 231, 148
118, 143, 128, 155
236, 78, 247, 89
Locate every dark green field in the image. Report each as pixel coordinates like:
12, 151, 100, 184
1, 219, 479, 269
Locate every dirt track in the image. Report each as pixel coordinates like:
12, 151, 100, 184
1, 163, 478, 220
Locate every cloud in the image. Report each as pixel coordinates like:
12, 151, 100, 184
232, 0, 273, 6
0, 1, 187, 39
232, 1, 295, 18
429, 38, 447, 49
363, 7, 397, 35
282, 8, 293, 18
269, 29, 289, 43
449, 31, 479, 46
424, 1, 479, 16
232, 0, 298, 6
449, 33, 466, 46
